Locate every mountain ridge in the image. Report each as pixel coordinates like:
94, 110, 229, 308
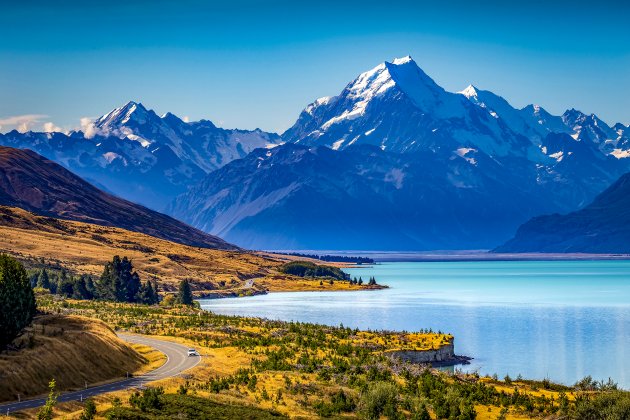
0, 102, 282, 210
170, 57, 629, 250
495, 171, 630, 253
0, 145, 236, 250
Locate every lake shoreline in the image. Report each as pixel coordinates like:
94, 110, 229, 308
201, 260, 630, 388
281, 251, 630, 263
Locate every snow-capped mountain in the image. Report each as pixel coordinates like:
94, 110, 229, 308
94, 101, 282, 172
284, 56, 629, 166
460, 86, 630, 160
0, 102, 282, 210
283, 56, 533, 158
458, 85, 571, 143
168, 56, 629, 250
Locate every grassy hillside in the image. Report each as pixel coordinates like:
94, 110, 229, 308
0, 206, 378, 295
18, 296, 627, 420
0, 313, 148, 402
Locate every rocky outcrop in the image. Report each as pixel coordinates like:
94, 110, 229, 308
386, 340, 471, 367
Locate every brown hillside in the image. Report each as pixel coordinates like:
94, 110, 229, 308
0, 206, 380, 295
0, 314, 145, 402
0, 206, 279, 292
0, 145, 234, 250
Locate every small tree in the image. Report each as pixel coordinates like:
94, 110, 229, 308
56, 271, 74, 298
129, 387, 164, 411
79, 398, 96, 420
36, 268, 50, 290
72, 276, 92, 300
139, 281, 159, 305
176, 279, 193, 305
37, 379, 58, 420
358, 382, 399, 420
0, 254, 37, 349
97, 256, 142, 302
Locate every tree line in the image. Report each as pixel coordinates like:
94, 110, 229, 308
1, 253, 196, 350
349, 276, 378, 286
31, 255, 195, 306
278, 261, 351, 280
31, 256, 159, 305
284, 252, 375, 264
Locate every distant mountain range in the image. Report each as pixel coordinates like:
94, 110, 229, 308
2, 56, 629, 250
495, 171, 630, 253
0, 102, 281, 210
0, 146, 235, 250
171, 57, 630, 250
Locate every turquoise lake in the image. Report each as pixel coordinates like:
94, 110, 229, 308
199, 260, 630, 388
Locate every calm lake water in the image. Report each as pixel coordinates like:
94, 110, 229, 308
199, 261, 630, 388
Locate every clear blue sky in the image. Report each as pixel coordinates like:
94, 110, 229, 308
1, 0, 628, 133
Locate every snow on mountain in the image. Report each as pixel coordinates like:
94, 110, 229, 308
286, 55, 629, 165
0, 102, 281, 210
458, 84, 630, 162
92, 101, 283, 173
167, 56, 630, 250
168, 138, 624, 250
284, 56, 535, 158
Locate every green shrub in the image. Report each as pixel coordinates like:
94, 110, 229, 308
278, 261, 349, 280
129, 387, 164, 412
358, 382, 399, 419
79, 398, 97, 420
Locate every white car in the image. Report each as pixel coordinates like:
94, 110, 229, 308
187, 349, 199, 357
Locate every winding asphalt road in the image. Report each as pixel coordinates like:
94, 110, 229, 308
0, 333, 201, 415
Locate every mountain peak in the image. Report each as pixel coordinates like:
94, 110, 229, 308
458, 84, 479, 98
95, 100, 152, 130
390, 55, 414, 65
161, 111, 184, 125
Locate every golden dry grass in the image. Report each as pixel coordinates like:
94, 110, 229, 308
0, 314, 145, 403
0, 206, 382, 295
128, 343, 166, 375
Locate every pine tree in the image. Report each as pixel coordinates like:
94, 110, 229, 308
48, 273, 58, 294
85, 275, 96, 298
152, 278, 159, 302
176, 279, 193, 305
37, 268, 50, 290
97, 257, 118, 301
97, 256, 142, 302
57, 271, 75, 298
139, 281, 158, 305
72, 275, 93, 300
0, 254, 37, 350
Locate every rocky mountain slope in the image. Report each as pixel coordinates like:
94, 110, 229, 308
495, 171, 630, 253
168, 143, 593, 250
0, 146, 235, 249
